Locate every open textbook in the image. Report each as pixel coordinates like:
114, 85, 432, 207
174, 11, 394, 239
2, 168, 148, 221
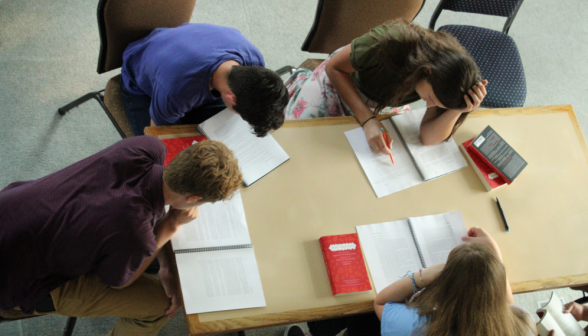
170, 191, 266, 314
537, 292, 586, 336
345, 107, 467, 198
197, 109, 289, 187
356, 211, 467, 293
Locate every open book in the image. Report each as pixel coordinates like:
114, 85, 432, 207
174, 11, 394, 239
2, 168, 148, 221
197, 109, 290, 187
170, 191, 266, 314
345, 107, 467, 198
537, 292, 586, 336
356, 211, 467, 293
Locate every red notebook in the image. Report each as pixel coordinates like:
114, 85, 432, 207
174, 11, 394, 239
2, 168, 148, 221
161, 135, 208, 166
460, 138, 507, 191
319, 233, 372, 296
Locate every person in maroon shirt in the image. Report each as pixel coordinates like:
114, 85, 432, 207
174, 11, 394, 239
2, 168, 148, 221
0, 136, 242, 335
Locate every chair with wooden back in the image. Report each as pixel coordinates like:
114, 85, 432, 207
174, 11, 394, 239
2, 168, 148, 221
58, 0, 197, 138
277, 0, 425, 74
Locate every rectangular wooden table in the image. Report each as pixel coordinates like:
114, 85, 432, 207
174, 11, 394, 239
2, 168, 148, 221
145, 105, 588, 335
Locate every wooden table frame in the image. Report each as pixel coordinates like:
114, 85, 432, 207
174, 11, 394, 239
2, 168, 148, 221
145, 105, 588, 335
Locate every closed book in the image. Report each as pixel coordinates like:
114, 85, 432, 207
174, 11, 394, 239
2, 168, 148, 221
469, 126, 528, 184
160, 135, 208, 166
319, 233, 372, 296
460, 138, 507, 191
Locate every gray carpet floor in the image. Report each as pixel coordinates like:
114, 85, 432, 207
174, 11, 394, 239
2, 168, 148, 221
1, 0, 587, 335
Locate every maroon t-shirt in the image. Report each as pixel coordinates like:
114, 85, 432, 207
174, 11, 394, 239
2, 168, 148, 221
0, 136, 166, 312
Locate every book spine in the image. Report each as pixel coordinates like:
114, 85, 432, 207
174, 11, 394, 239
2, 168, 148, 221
468, 144, 512, 184
407, 218, 427, 268
390, 118, 425, 181
174, 244, 253, 254
319, 237, 338, 296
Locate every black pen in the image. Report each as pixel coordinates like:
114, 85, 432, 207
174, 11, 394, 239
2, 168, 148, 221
495, 197, 509, 232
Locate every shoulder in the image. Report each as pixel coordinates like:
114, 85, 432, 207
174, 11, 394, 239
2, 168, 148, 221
381, 302, 428, 336
108, 136, 166, 165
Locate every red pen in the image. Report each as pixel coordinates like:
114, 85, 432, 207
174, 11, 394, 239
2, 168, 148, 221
381, 128, 395, 165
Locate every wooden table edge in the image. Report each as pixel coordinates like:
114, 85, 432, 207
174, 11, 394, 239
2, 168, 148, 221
144, 104, 588, 335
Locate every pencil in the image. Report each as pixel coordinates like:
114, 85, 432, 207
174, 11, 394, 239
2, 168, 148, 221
381, 128, 395, 165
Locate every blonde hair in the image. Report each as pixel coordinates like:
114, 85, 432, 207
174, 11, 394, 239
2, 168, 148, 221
163, 140, 242, 202
408, 244, 536, 336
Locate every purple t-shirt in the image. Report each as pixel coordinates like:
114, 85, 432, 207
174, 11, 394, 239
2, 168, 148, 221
121, 23, 265, 126
0, 136, 166, 313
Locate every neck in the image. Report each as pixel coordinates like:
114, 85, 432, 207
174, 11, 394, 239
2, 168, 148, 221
211, 60, 240, 94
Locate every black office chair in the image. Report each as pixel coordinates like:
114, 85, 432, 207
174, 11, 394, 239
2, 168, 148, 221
429, 0, 527, 108
277, 0, 425, 75
58, 0, 197, 138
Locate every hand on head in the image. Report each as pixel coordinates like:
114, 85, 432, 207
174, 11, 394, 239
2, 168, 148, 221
363, 118, 392, 155
454, 80, 488, 113
461, 226, 502, 261
165, 206, 200, 226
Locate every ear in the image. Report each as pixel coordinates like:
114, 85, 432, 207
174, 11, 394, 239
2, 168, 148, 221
186, 195, 203, 204
224, 92, 237, 107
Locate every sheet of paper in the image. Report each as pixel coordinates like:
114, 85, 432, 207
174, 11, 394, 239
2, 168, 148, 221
356, 220, 423, 293
345, 121, 422, 198
537, 312, 566, 336
409, 211, 468, 268
198, 109, 289, 186
538, 292, 585, 336
391, 107, 467, 180
171, 190, 251, 251
176, 247, 266, 314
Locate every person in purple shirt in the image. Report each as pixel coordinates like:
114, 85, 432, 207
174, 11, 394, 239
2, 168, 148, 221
121, 23, 288, 136
0, 136, 242, 335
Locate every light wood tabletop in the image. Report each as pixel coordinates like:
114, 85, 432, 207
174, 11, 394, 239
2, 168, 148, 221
145, 105, 588, 335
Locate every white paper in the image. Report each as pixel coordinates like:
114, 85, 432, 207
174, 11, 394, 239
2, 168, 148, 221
409, 211, 468, 268
391, 108, 467, 181
537, 292, 585, 336
356, 220, 423, 293
176, 248, 266, 314
198, 109, 289, 186
345, 121, 422, 198
171, 190, 251, 251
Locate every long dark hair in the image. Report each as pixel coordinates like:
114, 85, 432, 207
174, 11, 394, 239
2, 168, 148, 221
371, 20, 482, 138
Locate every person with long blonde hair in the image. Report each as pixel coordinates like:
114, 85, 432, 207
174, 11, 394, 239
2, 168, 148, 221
374, 227, 536, 336
284, 19, 487, 154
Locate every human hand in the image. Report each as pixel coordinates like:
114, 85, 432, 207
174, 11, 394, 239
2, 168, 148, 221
164, 206, 200, 228
461, 227, 502, 261
158, 266, 182, 318
563, 301, 588, 322
547, 330, 554, 336
363, 118, 392, 155
450, 80, 488, 114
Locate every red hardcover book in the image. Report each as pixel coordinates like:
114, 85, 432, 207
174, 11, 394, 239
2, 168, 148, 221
319, 233, 372, 296
468, 126, 527, 184
460, 138, 507, 191
161, 135, 208, 166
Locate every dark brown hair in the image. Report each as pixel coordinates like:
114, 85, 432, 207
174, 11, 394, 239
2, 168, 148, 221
371, 19, 482, 138
408, 244, 536, 336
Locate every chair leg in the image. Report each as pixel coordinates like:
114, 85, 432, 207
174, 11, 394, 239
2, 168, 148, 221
58, 91, 127, 139
237, 331, 246, 336
275, 66, 296, 76
63, 317, 77, 336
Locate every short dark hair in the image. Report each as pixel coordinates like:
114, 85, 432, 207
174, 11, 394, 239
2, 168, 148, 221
227, 66, 288, 137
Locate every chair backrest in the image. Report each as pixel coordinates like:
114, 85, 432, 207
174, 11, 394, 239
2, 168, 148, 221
429, 0, 524, 34
97, 0, 197, 74
302, 0, 425, 54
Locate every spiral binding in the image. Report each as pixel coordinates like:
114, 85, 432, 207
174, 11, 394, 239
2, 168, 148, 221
175, 244, 253, 254
407, 218, 427, 268
390, 119, 425, 181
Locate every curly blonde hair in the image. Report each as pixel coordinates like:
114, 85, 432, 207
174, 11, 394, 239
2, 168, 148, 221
163, 140, 242, 202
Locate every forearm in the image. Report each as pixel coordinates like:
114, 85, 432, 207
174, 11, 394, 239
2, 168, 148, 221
420, 107, 462, 145
157, 241, 174, 270
325, 56, 372, 124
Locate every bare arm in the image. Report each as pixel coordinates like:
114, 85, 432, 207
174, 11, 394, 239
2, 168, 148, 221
419, 80, 488, 146
326, 45, 392, 155
374, 263, 445, 319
